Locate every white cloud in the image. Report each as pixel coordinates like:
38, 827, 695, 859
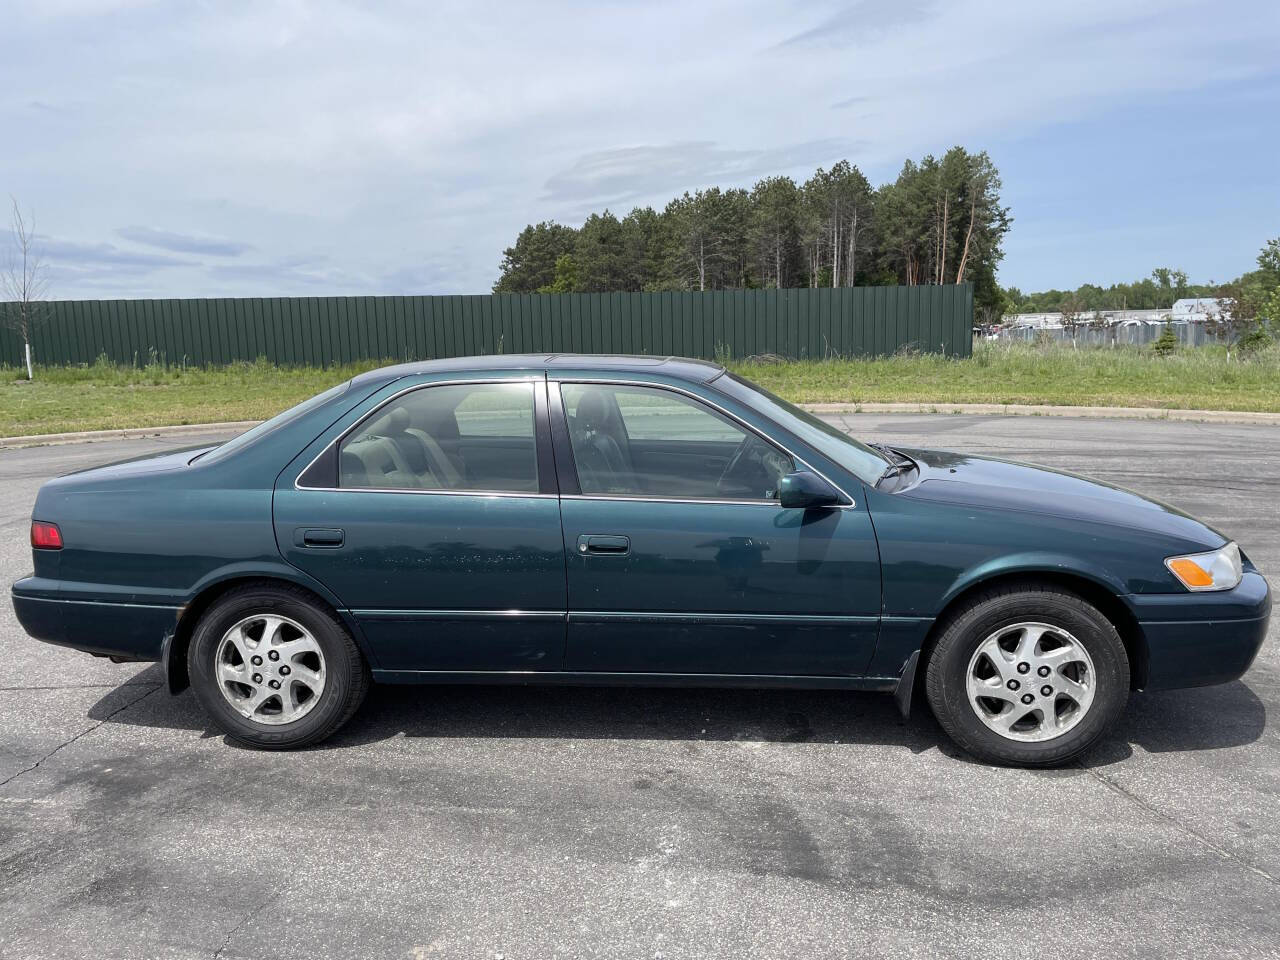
116, 226, 252, 256
541, 140, 857, 210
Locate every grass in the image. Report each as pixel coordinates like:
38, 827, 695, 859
0, 341, 1277, 438
735, 340, 1280, 411
0, 358, 382, 437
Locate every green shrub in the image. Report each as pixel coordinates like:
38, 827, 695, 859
1153, 326, 1179, 356
1237, 325, 1274, 357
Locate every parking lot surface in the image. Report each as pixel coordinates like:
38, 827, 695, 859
1, 414, 1276, 960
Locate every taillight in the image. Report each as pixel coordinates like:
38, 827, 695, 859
31, 521, 63, 550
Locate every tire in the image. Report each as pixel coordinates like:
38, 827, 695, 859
187, 583, 370, 749
924, 584, 1129, 767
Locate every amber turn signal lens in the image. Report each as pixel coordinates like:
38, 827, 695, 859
1166, 557, 1213, 588
1164, 542, 1242, 592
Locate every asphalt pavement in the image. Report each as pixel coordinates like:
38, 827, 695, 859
0, 415, 1277, 959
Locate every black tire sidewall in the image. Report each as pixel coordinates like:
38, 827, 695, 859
928, 590, 1129, 766
188, 587, 359, 748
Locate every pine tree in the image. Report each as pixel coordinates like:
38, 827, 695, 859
493, 222, 578, 293
1153, 324, 1179, 355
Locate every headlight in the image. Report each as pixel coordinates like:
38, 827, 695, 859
1165, 542, 1242, 592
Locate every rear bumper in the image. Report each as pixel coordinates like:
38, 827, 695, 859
12, 577, 176, 661
1128, 571, 1272, 690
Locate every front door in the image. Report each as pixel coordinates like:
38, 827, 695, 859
553, 380, 881, 677
274, 376, 566, 674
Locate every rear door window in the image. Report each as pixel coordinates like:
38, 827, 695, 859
339, 383, 537, 492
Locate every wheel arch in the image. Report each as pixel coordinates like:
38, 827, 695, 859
914, 569, 1148, 698
163, 567, 368, 694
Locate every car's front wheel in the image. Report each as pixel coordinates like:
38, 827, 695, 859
188, 583, 370, 749
925, 584, 1129, 767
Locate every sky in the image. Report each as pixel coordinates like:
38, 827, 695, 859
2, 0, 1278, 301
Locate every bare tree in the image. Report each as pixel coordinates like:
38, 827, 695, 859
1, 198, 49, 379
1059, 294, 1084, 343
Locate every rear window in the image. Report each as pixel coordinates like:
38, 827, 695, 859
196, 381, 351, 465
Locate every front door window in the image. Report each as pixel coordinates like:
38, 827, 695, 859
560, 383, 792, 501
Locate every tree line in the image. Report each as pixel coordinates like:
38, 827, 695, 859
1004, 269, 1217, 315
1005, 238, 1280, 337
493, 147, 1011, 315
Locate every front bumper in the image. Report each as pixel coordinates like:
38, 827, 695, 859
1127, 570, 1272, 690
12, 577, 176, 661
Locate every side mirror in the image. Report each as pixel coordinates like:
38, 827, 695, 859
777, 470, 841, 510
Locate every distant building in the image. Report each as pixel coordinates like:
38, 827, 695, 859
995, 299, 1229, 345
1002, 312, 1063, 330
1002, 300, 1230, 328
1000, 308, 1170, 328
1171, 297, 1229, 318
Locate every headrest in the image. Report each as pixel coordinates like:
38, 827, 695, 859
414, 403, 460, 441
385, 407, 410, 433
369, 405, 410, 436
576, 391, 610, 432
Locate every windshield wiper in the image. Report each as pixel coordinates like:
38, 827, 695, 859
877, 462, 914, 484
870, 442, 913, 466
871, 443, 917, 486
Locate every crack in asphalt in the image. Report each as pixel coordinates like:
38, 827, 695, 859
1081, 762, 1279, 888
0, 683, 162, 789
0, 681, 160, 691
212, 894, 280, 959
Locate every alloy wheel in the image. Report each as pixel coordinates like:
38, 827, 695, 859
964, 621, 1096, 742
215, 614, 327, 725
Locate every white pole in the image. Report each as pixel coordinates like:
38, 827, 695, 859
24, 341, 33, 380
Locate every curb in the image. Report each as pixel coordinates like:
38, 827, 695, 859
0, 421, 260, 450
2, 403, 1278, 450
802, 402, 1280, 425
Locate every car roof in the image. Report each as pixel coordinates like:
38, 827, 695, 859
350, 354, 726, 387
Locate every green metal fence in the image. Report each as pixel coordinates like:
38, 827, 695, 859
0, 285, 972, 367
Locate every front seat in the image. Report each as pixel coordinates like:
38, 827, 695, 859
572, 391, 633, 493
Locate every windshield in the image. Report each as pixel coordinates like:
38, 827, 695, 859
715, 372, 890, 485
195, 380, 351, 465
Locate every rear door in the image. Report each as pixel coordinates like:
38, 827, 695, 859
551, 378, 882, 677
273, 374, 566, 675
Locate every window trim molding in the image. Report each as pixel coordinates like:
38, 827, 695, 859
559, 493, 792, 508
549, 377, 856, 508
294, 376, 550, 495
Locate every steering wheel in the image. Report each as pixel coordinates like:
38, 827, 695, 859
716, 435, 757, 494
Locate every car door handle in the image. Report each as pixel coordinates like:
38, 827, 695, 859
296, 527, 344, 548
577, 534, 630, 556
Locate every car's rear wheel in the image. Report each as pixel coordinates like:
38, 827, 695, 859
188, 584, 369, 749
924, 584, 1129, 767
